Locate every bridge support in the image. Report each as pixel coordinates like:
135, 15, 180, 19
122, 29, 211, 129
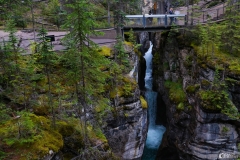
164, 14, 168, 27
185, 15, 187, 25
143, 15, 146, 28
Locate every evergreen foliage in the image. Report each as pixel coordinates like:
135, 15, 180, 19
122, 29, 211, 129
198, 70, 239, 119
220, 0, 240, 54
0, 112, 63, 159
60, 2, 114, 157
0, 1, 142, 159
164, 80, 187, 104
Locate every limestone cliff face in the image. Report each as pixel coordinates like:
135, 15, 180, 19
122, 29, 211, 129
152, 32, 240, 160
103, 43, 148, 160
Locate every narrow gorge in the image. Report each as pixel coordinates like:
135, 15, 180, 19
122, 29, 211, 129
115, 25, 240, 160
135, 29, 240, 159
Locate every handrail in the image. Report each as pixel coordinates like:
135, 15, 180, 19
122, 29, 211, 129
124, 2, 240, 27
125, 14, 186, 18
125, 14, 187, 27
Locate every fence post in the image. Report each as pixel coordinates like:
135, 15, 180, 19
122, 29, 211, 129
223, 6, 225, 16
203, 11, 204, 23
165, 14, 167, 27
185, 15, 187, 25
191, 11, 193, 25
143, 15, 146, 28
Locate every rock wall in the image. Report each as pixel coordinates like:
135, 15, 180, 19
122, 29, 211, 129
151, 31, 240, 160
103, 43, 148, 160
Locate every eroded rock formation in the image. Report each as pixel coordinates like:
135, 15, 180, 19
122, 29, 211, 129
103, 43, 148, 160
150, 31, 240, 160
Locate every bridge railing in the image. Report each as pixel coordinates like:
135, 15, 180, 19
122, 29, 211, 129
125, 14, 186, 28
188, 3, 227, 24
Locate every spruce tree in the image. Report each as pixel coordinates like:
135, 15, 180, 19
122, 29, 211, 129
61, 0, 110, 149
220, 0, 240, 54
35, 27, 58, 128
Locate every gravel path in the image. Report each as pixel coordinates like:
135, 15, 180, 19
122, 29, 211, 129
0, 30, 116, 54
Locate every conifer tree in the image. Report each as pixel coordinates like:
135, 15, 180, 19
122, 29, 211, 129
61, 0, 110, 149
0, 19, 22, 89
220, 0, 240, 54
109, 0, 139, 108
35, 27, 58, 128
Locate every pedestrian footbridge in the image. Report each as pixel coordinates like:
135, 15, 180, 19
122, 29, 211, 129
123, 14, 186, 32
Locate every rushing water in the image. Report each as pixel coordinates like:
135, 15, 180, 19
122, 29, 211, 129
142, 42, 166, 160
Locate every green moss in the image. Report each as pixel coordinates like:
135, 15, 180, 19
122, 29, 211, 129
31, 130, 62, 155
140, 96, 148, 109
201, 79, 211, 88
152, 51, 165, 77
177, 102, 184, 111
226, 77, 239, 85
87, 125, 108, 144
124, 41, 133, 47
98, 46, 111, 57
222, 126, 229, 133
186, 84, 200, 94
198, 89, 239, 119
163, 62, 169, 70
134, 49, 141, 58
193, 44, 240, 76
56, 121, 75, 137
164, 80, 187, 104
110, 77, 137, 98
198, 90, 222, 110
187, 105, 193, 110
0, 112, 63, 159
184, 55, 193, 69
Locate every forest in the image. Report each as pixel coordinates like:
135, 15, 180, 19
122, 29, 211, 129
0, 0, 240, 160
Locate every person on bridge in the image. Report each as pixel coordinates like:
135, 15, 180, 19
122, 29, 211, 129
169, 8, 175, 25
148, 10, 153, 24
